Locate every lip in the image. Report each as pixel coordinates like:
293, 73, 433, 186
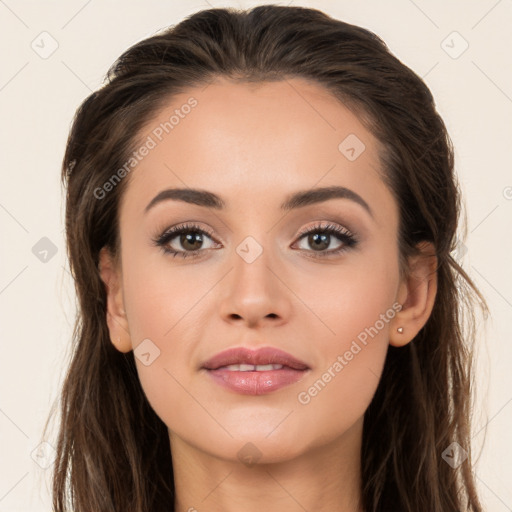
202, 346, 309, 371
202, 346, 310, 396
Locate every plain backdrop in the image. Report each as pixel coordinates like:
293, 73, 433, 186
0, 1, 511, 510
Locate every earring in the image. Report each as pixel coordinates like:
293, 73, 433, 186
397, 327, 403, 333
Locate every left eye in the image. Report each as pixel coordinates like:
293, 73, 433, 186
293, 222, 357, 257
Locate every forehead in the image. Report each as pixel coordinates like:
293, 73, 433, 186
121, 77, 394, 220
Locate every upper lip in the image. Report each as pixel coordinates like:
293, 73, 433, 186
202, 346, 309, 371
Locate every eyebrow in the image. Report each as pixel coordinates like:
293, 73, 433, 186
144, 185, 373, 218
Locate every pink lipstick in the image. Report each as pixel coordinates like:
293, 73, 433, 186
202, 346, 309, 395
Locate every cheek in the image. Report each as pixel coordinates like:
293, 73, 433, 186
289, 262, 398, 447
119, 248, 213, 433
121, 238, 204, 343
298, 240, 400, 354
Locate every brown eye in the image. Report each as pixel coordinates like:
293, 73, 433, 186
153, 223, 219, 258
306, 232, 331, 251
294, 222, 357, 258
179, 232, 205, 251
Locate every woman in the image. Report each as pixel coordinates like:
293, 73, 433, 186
46, 4, 487, 511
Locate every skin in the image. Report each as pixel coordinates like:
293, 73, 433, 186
99, 77, 437, 512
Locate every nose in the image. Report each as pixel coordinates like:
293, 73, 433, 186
218, 242, 292, 329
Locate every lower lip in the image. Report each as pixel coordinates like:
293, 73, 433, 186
205, 367, 308, 395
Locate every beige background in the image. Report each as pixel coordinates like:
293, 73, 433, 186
0, 0, 511, 510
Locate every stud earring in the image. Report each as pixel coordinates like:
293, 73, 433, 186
397, 327, 403, 333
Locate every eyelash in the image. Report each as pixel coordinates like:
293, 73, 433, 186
152, 221, 358, 260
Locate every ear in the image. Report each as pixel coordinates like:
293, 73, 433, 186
389, 241, 438, 347
98, 246, 132, 353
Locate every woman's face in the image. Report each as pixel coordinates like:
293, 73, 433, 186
106, 77, 404, 464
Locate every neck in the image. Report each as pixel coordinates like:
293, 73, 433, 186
170, 417, 364, 512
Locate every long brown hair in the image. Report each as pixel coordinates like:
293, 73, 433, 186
45, 5, 487, 511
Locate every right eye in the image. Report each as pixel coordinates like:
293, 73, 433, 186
152, 222, 221, 258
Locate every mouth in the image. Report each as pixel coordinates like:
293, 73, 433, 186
215, 363, 287, 371
202, 346, 310, 395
